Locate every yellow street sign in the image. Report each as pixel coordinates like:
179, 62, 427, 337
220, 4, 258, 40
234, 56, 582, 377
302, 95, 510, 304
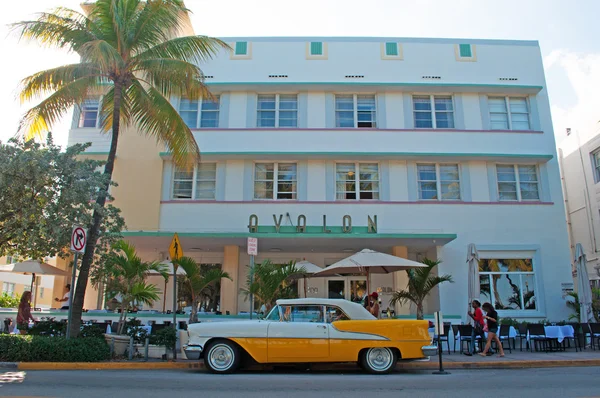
169, 233, 183, 260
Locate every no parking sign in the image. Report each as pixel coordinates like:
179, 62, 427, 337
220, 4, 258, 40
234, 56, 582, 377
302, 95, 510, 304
70, 226, 87, 254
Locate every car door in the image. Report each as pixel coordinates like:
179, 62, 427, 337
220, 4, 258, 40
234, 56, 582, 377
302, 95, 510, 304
267, 305, 329, 362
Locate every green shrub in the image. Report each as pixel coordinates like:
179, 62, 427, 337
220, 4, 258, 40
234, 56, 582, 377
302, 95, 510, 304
79, 324, 106, 339
28, 317, 66, 337
0, 292, 20, 308
150, 327, 177, 350
125, 318, 148, 344
0, 335, 110, 362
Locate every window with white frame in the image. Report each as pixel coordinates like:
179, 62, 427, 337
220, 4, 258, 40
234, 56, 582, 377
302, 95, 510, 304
172, 163, 217, 200
488, 97, 530, 130
455, 44, 476, 61
2, 282, 15, 298
257, 95, 298, 127
179, 96, 220, 128
417, 164, 461, 200
78, 98, 100, 128
496, 165, 539, 201
306, 42, 327, 59
413, 95, 454, 128
335, 95, 377, 128
39, 287, 44, 299
336, 163, 379, 200
479, 258, 536, 311
254, 163, 297, 200
593, 150, 600, 183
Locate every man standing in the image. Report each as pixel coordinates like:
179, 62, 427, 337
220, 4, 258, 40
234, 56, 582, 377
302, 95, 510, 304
54, 284, 71, 310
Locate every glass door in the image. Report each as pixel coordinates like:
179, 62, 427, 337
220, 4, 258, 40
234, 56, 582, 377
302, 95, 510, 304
348, 278, 367, 303
327, 279, 345, 299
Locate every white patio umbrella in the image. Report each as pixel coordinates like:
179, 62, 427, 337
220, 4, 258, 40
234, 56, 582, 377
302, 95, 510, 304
467, 243, 480, 318
295, 260, 323, 298
147, 261, 186, 312
575, 243, 594, 324
0, 260, 68, 308
313, 249, 427, 294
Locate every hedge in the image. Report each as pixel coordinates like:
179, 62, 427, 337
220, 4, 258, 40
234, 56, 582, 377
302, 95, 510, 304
0, 335, 110, 362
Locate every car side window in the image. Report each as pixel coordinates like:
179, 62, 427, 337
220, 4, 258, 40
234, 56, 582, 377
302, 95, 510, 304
265, 305, 281, 321
281, 305, 323, 323
326, 306, 349, 323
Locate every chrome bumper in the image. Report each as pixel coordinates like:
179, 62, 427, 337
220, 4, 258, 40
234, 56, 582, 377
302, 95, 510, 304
183, 344, 203, 360
421, 345, 438, 357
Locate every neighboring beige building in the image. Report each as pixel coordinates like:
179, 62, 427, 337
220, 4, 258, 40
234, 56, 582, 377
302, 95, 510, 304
0, 256, 58, 309
559, 128, 600, 288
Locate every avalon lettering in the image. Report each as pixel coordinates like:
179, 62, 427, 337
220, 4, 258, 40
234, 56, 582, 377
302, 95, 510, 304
247, 214, 377, 234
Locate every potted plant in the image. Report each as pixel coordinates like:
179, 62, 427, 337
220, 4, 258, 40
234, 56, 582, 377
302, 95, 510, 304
148, 327, 178, 359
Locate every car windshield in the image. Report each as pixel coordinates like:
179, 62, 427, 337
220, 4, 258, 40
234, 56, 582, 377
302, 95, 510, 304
265, 305, 281, 321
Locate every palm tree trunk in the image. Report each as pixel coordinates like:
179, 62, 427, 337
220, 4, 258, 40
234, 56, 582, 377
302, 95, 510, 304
117, 300, 128, 335
190, 297, 199, 324
69, 80, 124, 338
416, 302, 424, 320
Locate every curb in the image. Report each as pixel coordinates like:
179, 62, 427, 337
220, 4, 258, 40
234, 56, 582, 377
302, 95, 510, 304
12, 359, 600, 371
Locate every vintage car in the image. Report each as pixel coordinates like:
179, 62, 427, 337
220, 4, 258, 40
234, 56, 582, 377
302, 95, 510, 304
184, 298, 437, 374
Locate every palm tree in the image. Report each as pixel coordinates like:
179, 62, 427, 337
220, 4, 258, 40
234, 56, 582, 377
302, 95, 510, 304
174, 257, 230, 324
390, 258, 453, 320
241, 260, 306, 314
102, 240, 168, 334
12, 0, 227, 336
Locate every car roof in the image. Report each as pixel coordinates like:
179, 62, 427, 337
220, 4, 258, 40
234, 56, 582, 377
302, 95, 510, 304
275, 298, 376, 320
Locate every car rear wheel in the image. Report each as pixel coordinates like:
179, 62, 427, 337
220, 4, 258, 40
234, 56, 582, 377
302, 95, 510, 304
360, 347, 397, 374
204, 340, 240, 374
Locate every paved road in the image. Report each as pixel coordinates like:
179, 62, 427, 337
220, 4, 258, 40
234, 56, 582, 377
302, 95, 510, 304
1, 367, 599, 398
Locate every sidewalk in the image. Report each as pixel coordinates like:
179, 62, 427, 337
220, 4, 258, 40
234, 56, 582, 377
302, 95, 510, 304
3, 349, 600, 371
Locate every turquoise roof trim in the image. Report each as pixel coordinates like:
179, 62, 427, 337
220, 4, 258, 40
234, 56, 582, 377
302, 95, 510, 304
121, 231, 458, 240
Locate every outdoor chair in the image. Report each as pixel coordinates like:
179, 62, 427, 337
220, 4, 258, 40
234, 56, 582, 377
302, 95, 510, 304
111, 322, 119, 332
580, 323, 593, 350
457, 324, 473, 354
564, 323, 581, 352
515, 323, 528, 351
589, 323, 600, 350
437, 322, 451, 355
151, 323, 167, 334
527, 324, 549, 352
498, 324, 513, 353
451, 324, 460, 353
178, 321, 188, 330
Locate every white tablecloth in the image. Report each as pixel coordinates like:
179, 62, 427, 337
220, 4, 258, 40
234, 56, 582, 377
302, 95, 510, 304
527, 325, 574, 343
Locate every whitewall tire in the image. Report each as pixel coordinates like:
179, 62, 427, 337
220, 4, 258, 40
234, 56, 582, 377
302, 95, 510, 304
360, 347, 397, 374
204, 340, 241, 374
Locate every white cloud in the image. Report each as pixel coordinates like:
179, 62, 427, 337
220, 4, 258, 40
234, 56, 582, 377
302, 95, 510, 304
548, 50, 600, 146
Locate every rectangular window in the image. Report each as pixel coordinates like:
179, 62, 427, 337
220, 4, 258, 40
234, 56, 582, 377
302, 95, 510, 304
496, 165, 539, 201
39, 287, 44, 299
455, 44, 476, 61
335, 94, 377, 128
6, 255, 13, 264
257, 94, 298, 128
179, 97, 220, 128
254, 163, 297, 200
336, 163, 380, 200
310, 42, 323, 56
235, 41, 248, 56
413, 95, 454, 129
489, 97, 531, 130
2, 282, 15, 298
417, 164, 461, 200
479, 258, 536, 311
281, 305, 324, 323
385, 42, 399, 56
172, 163, 216, 200
459, 44, 472, 58
78, 98, 100, 128
593, 150, 600, 183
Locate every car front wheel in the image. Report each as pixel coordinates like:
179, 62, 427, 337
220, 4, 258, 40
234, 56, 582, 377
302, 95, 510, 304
360, 347, 397, 374
204, 340, 240, 374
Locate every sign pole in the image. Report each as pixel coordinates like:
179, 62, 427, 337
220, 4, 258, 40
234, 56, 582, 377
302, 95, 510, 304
67, 226, 87, 340
249, 254, 254, 320
432, 311, 449, 375
66, 252, 78, 339
168, 233, 183, 360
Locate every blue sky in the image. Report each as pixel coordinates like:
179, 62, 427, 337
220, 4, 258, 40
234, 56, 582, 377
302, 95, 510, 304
0, 0, 597, 146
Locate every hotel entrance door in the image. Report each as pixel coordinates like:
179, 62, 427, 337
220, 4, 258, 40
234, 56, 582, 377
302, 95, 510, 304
326, 277, 367, 303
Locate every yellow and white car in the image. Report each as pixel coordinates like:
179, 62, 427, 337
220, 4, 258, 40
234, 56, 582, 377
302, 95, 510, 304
184, 298, 437, 374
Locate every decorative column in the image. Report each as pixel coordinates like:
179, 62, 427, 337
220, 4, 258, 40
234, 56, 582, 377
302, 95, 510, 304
220, 245, 239, 315
392, 246, 411, 316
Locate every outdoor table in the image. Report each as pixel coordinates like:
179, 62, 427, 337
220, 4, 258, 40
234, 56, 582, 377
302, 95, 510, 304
527, 325, 574, 343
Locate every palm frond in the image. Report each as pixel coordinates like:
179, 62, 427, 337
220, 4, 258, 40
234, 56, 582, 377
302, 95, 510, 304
135, 35, 229, 66
133, 58, 212, 99
78, 40, 125, 71
127, 0, 189, 53
389, 290, 416, 306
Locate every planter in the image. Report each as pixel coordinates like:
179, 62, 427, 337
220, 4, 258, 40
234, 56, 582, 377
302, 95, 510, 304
146, 344, 174, 359
103, 333, 131, 356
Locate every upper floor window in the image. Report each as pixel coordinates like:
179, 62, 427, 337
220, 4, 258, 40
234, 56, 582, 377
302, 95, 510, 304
593, 150, 600, 183
235, 41, 248, 56
78, 98, 100, 128
417, 164, 461, 200
381, 42, 403, 60
455, 44, 476, 61
257, 95, 298, 128
335, 95, 377, 128
496, 164, 539, 201
179, 96, 220, 128
413, 95, 454, 129
336, 163, 379, 200
172, 163, 217, 200
2, 282, 15, 298
6, 255, 13, 264
254, 163, 297, 200
489, 97, 530, 130
231, 41, 251, 59
306, 41, 327, 59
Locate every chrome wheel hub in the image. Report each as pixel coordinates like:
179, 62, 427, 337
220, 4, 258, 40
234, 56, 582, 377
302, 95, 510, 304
208, 344, 234, 371
366, 348, 393, 371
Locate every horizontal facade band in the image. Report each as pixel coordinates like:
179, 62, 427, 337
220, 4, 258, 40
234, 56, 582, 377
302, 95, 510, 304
160, 200, 555, 205
183, 128, 544, 134
121, 231, 458, 240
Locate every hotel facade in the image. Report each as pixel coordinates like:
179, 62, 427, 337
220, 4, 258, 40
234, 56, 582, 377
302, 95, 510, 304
64, 35, 573, 322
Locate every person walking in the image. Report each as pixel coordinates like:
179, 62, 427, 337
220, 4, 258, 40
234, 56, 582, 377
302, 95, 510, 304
465, 299, 485, 356
478, 302, 505, 357
17, 291, 35, 335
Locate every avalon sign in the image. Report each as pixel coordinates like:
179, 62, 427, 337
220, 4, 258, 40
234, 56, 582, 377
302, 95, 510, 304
248, 214, 378, 234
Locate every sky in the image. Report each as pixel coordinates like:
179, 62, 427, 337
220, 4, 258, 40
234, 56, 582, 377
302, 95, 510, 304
0, 0, 598, 148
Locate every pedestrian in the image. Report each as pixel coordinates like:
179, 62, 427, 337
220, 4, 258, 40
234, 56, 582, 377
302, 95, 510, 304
478, 302, 505, 357
17, 291, 35, 335
54, 284, 71, 309
367, 292, 380, 319
464, 299, 485, 356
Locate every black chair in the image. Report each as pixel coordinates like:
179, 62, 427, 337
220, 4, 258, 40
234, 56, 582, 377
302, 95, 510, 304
498, 324, 513, 353
451, 324, 460, 353
527, 324, 549, 352
515, 323, 528, 351
437, 323, 451, 355
111, 321, 119, 333
563, 323, 581, 352
457, 324, 473, 354
151, 323, 167, 334
178, 321, 188, 331
589, 323, 600, 350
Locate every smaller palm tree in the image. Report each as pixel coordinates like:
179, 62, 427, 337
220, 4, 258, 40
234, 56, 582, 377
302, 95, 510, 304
174, 257, 231, 324
103, 240, 168, 334
390, 258, 453, 320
